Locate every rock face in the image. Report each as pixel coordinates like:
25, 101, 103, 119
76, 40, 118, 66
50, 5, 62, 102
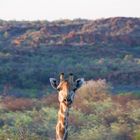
0, 17, 140, 47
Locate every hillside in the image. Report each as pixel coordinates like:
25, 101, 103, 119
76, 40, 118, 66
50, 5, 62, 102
0, 17, 140, 140
0, 17, 140, 47
0, 17, 140, 96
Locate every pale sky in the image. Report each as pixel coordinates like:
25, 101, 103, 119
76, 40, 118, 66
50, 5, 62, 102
0, 0, 140, 21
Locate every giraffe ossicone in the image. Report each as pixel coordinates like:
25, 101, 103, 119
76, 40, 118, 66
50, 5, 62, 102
49, 73, 85, 140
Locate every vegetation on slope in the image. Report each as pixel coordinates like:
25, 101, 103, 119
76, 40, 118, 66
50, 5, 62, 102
0, 80, 140, 140
0, 17, 140, 47
0, 17, 140, 97
0, 44, 140, 97
0, 17, 139, 140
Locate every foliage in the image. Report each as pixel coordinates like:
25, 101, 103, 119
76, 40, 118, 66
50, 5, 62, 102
0, 17, 140, 98
0, 44, 140, 98
0, 17, 140, 139
0, 80, 139, 139
0, 106, 57, 140
1, 96, 35, 111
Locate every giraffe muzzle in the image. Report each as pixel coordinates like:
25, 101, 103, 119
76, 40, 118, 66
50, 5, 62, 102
63, 98, 72, 105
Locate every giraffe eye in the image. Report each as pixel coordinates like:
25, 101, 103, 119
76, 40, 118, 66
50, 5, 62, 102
73, 88, 77, 92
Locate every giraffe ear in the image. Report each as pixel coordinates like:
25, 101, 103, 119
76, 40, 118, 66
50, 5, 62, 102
49, 78, 58, 89
75, 78, 85, 89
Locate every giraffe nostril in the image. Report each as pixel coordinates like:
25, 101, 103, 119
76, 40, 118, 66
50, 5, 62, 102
63, 96, 73, 105
64, 98, 67, 102
67, 98, 71, 102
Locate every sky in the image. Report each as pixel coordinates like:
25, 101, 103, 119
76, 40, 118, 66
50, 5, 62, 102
0, 0, 140, 21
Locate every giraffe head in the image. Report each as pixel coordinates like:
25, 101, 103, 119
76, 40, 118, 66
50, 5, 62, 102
50, 73, 84, 106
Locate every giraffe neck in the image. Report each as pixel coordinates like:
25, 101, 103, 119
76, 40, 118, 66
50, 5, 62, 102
56, 102, 69, 140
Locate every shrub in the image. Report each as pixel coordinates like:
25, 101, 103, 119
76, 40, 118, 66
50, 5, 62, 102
41, 93, 58, 109
0, 107, 57, 140
1, 96, 34, 111
73, 79, 111, 114
77, 79, 111, 100
134, 130, 140, 140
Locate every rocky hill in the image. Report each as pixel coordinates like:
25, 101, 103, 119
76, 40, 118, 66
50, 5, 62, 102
0, 17, 140, 96
0, 17, 140, 47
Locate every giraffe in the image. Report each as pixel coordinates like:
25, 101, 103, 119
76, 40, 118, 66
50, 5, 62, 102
50, 73, 84, 140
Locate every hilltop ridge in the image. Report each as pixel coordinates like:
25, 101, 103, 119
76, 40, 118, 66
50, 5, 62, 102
0, 17, 140, 47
